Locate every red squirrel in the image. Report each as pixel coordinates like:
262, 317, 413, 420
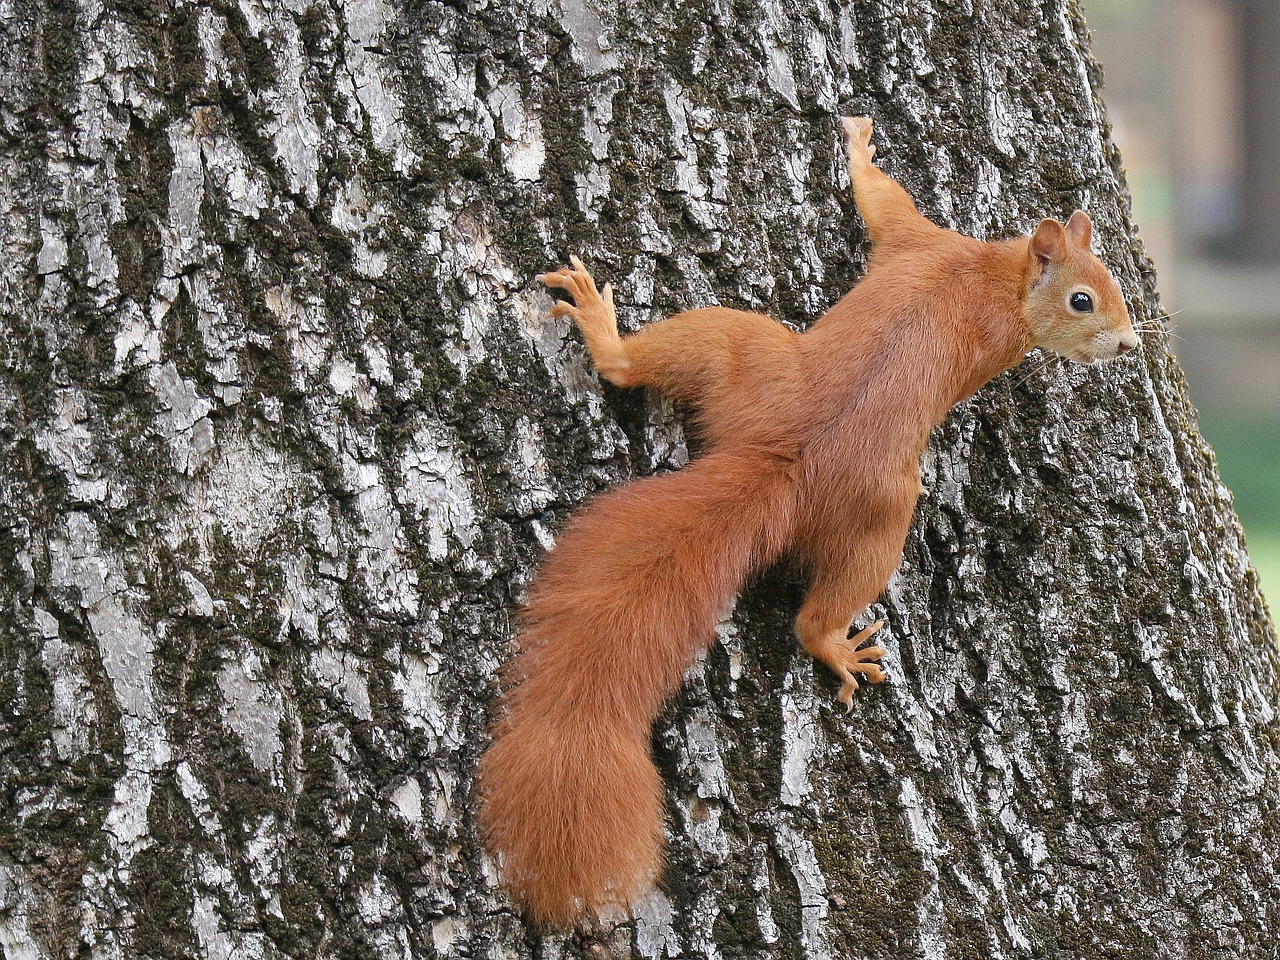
477, 117, 1137, 928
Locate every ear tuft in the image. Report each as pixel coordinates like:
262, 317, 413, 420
1030, 218, 1068, 279
1065, 210, 1093, 249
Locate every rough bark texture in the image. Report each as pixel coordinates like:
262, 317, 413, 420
1, 0, 1277, 958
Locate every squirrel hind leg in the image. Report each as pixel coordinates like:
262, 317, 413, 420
794, 536, 904, 708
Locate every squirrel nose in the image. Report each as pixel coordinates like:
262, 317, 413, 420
1117, 340, 1133, 355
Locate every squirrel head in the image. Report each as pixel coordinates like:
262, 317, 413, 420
1022, 211, 1137, 363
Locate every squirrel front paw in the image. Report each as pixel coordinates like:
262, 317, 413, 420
539, 256, 635, 386
841, 116, 876, 167
539, 255, 615, 328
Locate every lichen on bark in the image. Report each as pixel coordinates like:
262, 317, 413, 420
0, 0, 1276, 958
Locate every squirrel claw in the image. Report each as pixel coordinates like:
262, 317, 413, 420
838, 679, 860, 712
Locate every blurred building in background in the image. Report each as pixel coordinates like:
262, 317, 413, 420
1084, 0, 1280, 600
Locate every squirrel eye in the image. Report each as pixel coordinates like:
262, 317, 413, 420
1069, 291, 1094, 313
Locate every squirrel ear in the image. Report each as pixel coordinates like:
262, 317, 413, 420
1065, 210, 1093, 249
1030, 219, 1068, 283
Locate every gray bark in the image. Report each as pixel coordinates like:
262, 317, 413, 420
1, 0, 1277, 958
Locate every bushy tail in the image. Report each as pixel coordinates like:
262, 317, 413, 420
477, 448, 797, 927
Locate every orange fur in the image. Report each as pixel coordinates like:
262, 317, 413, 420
476, 117, 1136, 928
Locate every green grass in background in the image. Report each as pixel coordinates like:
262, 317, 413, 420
1194, 410, 1280, 612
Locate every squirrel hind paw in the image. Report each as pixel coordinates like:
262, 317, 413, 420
838, 678, 860, 712
819, 619, 890, 710
835, 655, 889, 709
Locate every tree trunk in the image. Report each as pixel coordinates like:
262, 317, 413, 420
2, 0, 1277, 958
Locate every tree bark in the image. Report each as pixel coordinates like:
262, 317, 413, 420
2, 0, 1277, 958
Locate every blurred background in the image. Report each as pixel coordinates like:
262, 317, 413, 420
1083, 0, 1280, 608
